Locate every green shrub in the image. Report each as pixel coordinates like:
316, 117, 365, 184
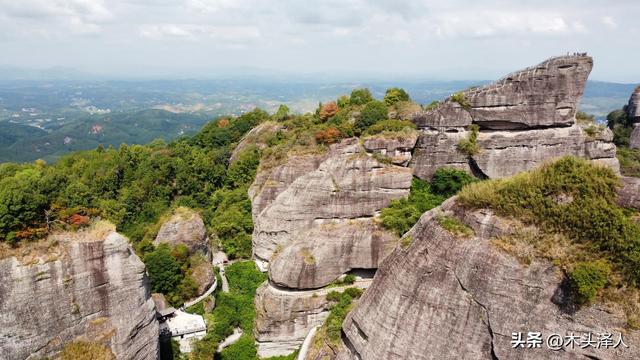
342, 274, 356, 284
219, 334, 257, 360
576, 111, 596, 124
437, 215, 474, 238
569, 261, 611, 304
450, 92, 471, 109
349, 88, 374, 105
383, 87, 410, 106
355, 101, 388, 132
457, 124, 480, 156
323, 288, 363, 343
381, 178, 445, 236
431, 167, 477, 197
363, 119, 416, 136
143, 244, 184, 304
424, 100, 440, 111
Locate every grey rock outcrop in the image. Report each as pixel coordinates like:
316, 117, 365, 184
618, 176, 640, 210
269, 219, 396, 289
0, 230, 159, 360
251, 138, 411, 357
340, 199, 639, 359
254, 283, 333, 357
252, 139, 411, 264
154, 208, 208, 257
230, 121, 284, 163
626, 87, 640, 149
626, 86, 640, 122
362, 131, 418, 166
410, 55, 619, 179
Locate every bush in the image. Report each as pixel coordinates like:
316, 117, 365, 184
618, 147, 640, 177
143, 244, 184, 303
431, 167, 477, 197
349, 88, 374, 105
458, 157, 640, 285
569, 261, 611, 304
576, 111, 596, 124
457, 124, 480, 156
383, 87, 410, 106
381, 178, 445, 236
450, 92, 471, 109
315, 127, 342, 144
319, 102, 339, 120
342, 274, 356, 284
424, 100, 440, 111
362, 120, 416, 136
355, 100, 388, 133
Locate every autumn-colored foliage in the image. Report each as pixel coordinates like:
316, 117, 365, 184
315, 127, 342, 144
69, 214, 90, 226
319, 102, 339, 120
15, 227, 48, 241
217, 118, 230, 128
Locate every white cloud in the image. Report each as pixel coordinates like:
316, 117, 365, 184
139, 24, 260, 40
601, 16, 618, 29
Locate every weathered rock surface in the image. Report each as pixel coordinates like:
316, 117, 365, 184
0, 230, 159, 360
626, 86, 640, 122
154, 208, 208, 257
230, 121, 284, 163
269, 219, 396, 289
254, 283, 332, 357
252, 138, 411, 356
410, 55, 619, 179
362, 132, 418, 166
618, 176, 640, 210
474, 124, 619, 178
339, 199, 639, 360
252, 139, 412, 263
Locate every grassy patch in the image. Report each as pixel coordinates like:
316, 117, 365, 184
457, 124, 480, 156
437, 215, 474, 238
617, 147, 640, 177
458, 156, 640, 299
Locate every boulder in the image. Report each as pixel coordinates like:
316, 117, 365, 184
0, 228, 159, 360
340, 200, 640, 360
154, 208, 208, 257
409, 129, 471, 180
618, 176, 640, 210
230, 121, 284, 163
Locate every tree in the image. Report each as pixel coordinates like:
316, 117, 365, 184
273, 105, 290, 121
319, 102, 339, 120
431, 168, 477, 197
383, 87, 410, 106
143, 245, 184, 297
355, 100, 388, 132
349, 88, 374, 105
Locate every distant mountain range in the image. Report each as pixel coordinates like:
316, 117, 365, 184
0, 78, 636, 163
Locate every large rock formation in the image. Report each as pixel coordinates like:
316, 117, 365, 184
625, 87, 640, 149
410, 54, 619, 179
339, 199, 640, 360
154, 207, 208, 257
251, 138, 412, 356
0, 227, 159, 360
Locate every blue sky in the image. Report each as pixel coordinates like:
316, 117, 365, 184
0, 0, 639, 82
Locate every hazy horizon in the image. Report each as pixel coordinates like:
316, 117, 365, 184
1, 1, 639, 83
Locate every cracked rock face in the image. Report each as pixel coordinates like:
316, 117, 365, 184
0, 231, 159, 360
410, 55, 619, 179
154, 209, 208, 257
340, 199, 640, 360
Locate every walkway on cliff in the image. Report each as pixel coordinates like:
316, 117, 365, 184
296, 325, 320, 360
268, 278, 373, 296
217, 328, 243, 352
183, 277, 217, 309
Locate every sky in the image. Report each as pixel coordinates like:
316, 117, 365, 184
0, 0, 639, 82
